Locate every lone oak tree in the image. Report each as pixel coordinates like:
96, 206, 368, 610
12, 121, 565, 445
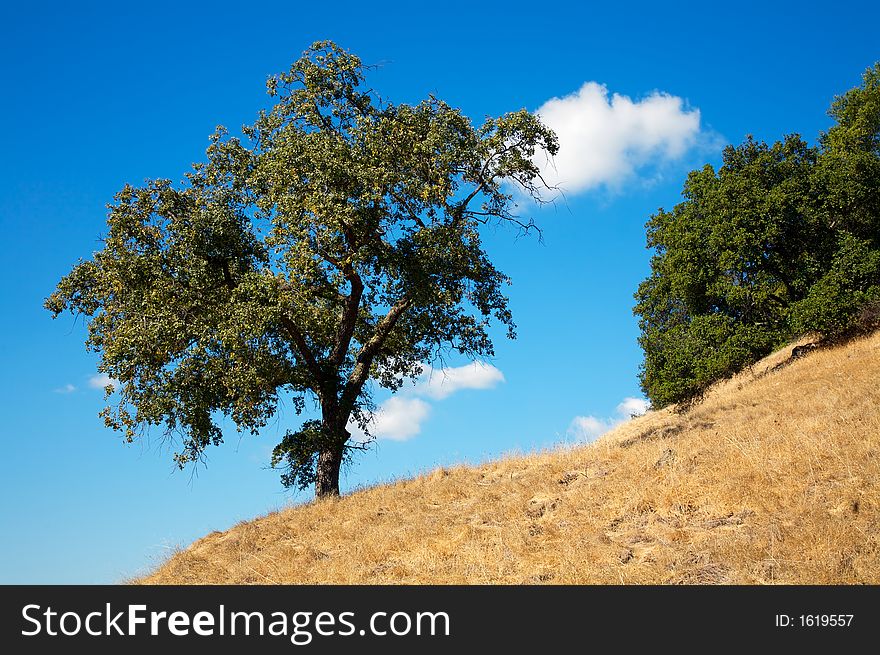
46, 42, 558, 497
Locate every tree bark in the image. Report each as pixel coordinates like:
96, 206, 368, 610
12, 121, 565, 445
315, 446, 343, 498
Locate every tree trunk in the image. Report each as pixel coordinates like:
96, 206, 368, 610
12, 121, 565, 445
315, 399, 352, 498
315, 445, 343, 498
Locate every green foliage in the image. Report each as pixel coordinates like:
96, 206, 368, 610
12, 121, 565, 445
638, 315, 777, 408
789, 234, 880, 338
636, 63, 880, 408
269, 420, 349, 491
46, 41, 558, 496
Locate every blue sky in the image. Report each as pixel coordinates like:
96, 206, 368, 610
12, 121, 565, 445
1, 0, 877, 583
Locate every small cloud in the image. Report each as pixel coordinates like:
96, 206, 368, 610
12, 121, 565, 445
349, 396, 431, 442
567, 396, 651, 442
350, 361, 505, 442
53, 384, 77, 394
617, 397, 650, 418
415, 362, 505, 400
534, 82, 715, 195
567, 415, 614, 441
88, 373, 118, 390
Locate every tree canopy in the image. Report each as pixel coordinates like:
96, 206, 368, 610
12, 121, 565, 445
635, 63, 880, 408
46, 41, 558, 497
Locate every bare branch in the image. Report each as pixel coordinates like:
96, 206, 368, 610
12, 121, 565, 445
340, 295, 412, 412
279, 314, 324, 389
469, 211, 542, 238
329, 267, 364, 366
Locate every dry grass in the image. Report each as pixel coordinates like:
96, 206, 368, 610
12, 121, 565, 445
138, 332, 880, 584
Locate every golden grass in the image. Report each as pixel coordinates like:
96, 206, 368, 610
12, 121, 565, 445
138, 332, 880, 584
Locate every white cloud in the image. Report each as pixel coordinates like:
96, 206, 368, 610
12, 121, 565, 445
567, 415, 615, 441
415, 361, 505, 400
617, 397, 650, 418
349, 396, 431, 442
567, 396, 651, 442
53, 383, 76, 394
88, 373, 118, 390
534, 82, 707, 194
349, 361, 505, 442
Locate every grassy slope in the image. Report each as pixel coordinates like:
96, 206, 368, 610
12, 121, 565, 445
139, 332, 880, 584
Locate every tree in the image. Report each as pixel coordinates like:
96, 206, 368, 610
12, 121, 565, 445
790, 63, 880, 337
634, 134, 821, 407
635, 63, 880, 408
46, 42, 558, 498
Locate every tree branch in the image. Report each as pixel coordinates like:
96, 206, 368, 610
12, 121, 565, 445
220, 259, 235, 289
447, 138, 528, 227
468, 211, 540, 235
455, 179, 487, 218
389, 190, 426, 228
279, 314, 324, 388
340, 295, 412, 412
328, 267, 364, 366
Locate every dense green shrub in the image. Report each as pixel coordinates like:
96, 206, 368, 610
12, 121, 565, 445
635, 63, 880, 408
789, 235, 880, 339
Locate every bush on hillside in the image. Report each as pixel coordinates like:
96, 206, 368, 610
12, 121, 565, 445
635, 63, 880, 408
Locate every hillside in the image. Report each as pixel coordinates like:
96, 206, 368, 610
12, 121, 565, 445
138, 331, 880, 584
